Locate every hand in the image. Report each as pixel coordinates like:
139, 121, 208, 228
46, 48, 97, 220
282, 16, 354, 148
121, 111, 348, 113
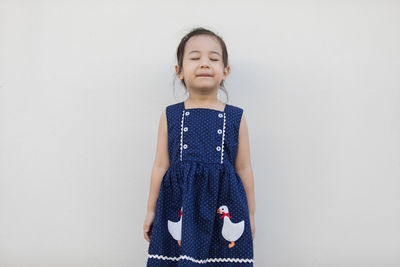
143, 211, 156, 242
250, 214, 255, 240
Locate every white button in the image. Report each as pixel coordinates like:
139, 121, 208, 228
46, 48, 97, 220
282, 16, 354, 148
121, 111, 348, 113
184, 127, 188, 132
216, 146, 221, 151
217, 129, 222, 134
185, 111, 190, 116
183, 144, 188, 149
218, 113, 223, 118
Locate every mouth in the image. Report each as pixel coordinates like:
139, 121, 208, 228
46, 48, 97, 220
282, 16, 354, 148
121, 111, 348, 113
197, 74, 213, 77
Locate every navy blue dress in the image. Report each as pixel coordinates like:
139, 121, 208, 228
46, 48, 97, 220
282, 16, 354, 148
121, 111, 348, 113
147, 101, 254, 266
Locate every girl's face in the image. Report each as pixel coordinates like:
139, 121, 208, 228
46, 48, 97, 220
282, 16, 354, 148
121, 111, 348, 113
175, 34, 230, 92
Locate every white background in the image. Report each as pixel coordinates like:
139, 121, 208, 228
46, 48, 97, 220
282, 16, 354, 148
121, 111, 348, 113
1, 0, 399, 266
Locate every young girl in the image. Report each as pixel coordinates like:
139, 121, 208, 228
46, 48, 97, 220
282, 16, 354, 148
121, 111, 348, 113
144, 27, 256, 266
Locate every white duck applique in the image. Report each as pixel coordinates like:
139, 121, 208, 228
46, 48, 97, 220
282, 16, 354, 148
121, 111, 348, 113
167, 207, 182, 246
217, 205, 244, 248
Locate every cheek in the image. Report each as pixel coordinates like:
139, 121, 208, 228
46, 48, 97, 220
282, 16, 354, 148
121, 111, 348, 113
183, 65, 198, 76
214, 68, 225, 76
213, 63, 225, 72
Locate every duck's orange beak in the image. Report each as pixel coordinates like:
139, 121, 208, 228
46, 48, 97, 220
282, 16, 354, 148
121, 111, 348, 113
216, 208, 221, 214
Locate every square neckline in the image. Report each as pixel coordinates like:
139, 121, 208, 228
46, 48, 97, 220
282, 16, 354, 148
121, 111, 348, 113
182, 101, 227, 113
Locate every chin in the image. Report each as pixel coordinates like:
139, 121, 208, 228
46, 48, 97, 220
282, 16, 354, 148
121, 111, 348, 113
193, 86, 218, 91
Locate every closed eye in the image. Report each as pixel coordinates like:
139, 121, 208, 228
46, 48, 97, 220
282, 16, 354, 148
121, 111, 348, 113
190, 58, 219, 61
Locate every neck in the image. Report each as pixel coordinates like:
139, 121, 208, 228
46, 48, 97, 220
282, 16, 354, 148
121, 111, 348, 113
185, 90, 219, 104
184, 97, 224, 110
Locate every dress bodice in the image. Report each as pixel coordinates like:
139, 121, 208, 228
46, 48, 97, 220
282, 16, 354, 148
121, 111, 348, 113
166, 101, 243, 167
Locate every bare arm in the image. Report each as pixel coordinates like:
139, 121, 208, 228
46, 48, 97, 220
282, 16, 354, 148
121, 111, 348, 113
234, 113, 256, 217
146, 108, 170, 213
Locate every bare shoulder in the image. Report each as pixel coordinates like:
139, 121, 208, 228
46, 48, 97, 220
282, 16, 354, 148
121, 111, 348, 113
154, 107, 169, 169
235, 111, 251, 171
239, 110, 248, 136
158, 107, 168, 141
160, 107, 167, 126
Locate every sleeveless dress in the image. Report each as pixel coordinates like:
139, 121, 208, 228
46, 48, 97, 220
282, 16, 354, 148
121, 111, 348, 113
147, 101, 254, 266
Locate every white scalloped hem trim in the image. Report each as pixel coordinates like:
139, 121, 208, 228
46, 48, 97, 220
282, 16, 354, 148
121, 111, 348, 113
148, 253, 254, 264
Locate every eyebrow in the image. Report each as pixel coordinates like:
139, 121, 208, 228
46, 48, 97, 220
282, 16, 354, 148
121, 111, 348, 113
188, 50, 221, 56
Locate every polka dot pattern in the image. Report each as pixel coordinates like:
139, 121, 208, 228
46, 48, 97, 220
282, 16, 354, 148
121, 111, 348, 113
147, 101, 254, 266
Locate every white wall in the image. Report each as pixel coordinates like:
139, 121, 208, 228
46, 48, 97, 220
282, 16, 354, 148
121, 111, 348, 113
1, 0, 399, 266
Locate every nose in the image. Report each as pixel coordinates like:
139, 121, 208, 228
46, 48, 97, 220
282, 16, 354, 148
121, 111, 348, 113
199, 58, 211, 68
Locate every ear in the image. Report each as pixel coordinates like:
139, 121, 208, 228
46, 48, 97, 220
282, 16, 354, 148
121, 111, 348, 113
175, 65, 183, 80
222, 65, 231, 81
